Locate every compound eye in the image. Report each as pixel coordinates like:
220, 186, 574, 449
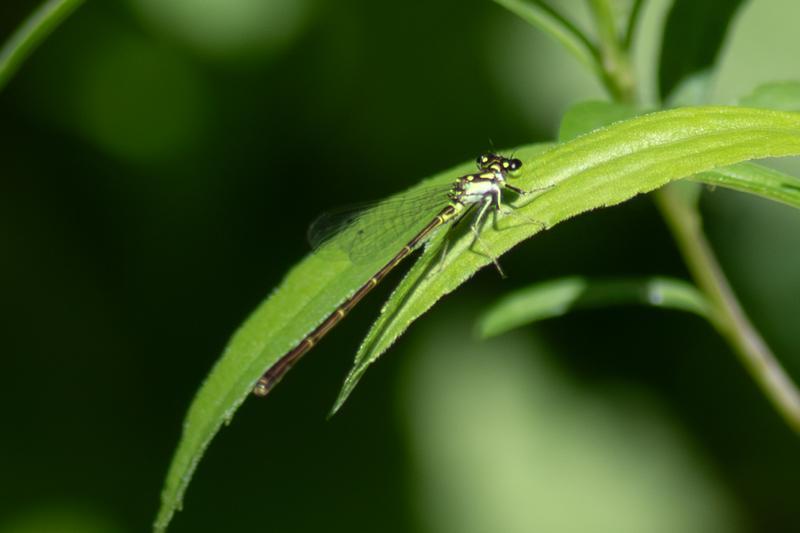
509, 158, 522, 171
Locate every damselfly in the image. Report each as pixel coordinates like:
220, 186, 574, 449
253, 153, 537, 397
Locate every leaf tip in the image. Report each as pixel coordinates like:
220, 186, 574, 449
329, 378, 357, 416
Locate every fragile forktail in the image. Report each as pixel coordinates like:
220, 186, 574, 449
253, 153, 534, 397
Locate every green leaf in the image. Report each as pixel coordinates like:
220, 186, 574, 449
658, 0, 745, 100
475, 276, 714, 339
739, 81, 800, 112
332, 106, 800, 413
558, 100, 800, 208
0, 0, 85, 93
157, 106, 800, 532
692, 161, 800, 209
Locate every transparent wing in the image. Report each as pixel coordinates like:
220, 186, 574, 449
308, 182, 455, 263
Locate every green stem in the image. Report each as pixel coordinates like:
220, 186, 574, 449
0, 0, 85, 93
622, 0, 644, 50
583, 0, 800, 435
655, 187, 800, 434
586, 0, 636, 103
495, 0, 603, 81
527, 0, 598, 57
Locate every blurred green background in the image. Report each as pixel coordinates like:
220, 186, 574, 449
1, 1, 799, 532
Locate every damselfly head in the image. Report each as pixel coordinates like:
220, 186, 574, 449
477, 152, 523, 175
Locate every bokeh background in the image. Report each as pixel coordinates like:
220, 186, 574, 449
1, 0, 799, 532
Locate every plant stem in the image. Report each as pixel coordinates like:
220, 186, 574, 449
584, 1, 800, 434
496, 1, 604, 83
655, 187, 800, 434
0, 0, 85, 93
622, 0, 644, 50
586, 0, 636, 103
